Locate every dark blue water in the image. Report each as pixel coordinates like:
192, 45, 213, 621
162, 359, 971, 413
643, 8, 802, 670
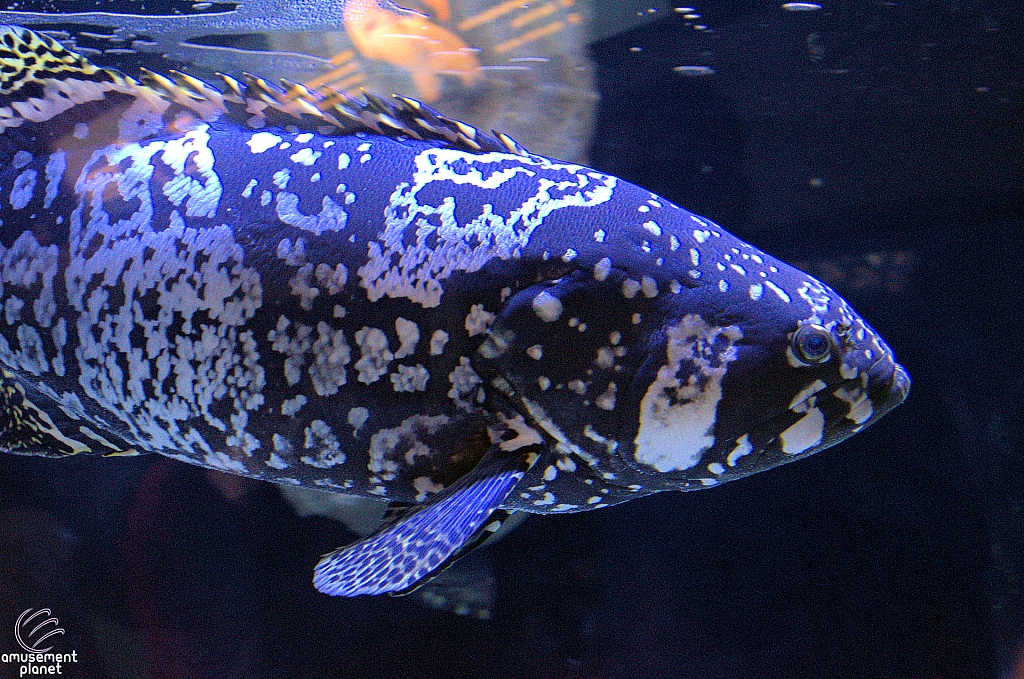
1, 2, 1021, 677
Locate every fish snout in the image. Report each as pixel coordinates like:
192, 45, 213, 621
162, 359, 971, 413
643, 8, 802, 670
866, 357, 911, 420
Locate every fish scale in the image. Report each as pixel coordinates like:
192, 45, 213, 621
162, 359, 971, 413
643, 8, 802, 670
0, 25, 909, 597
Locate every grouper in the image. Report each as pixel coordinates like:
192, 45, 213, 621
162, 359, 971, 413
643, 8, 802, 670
0, 25, 909, 597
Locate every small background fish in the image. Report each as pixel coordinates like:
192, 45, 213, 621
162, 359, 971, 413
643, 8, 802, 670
0, 2, 1021, 679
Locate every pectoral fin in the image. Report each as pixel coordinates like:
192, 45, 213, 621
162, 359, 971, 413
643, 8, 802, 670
313, 444, 539, 597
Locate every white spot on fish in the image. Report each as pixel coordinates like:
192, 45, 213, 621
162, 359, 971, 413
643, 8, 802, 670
413, 476, 444, 503
301, 420, 345, 468
533, 492, 556, 506
834, 385, 874, 424
315, 262, 348, 294
394, 317, 420, 358
595, 382, 617, 410
353, 327, 393, 384
633, 315, 742, 472
594, 229, 606, 242
242, 179, 257, 198
465, 304, 495, 337
594, 257, 612, 281
290, 147, 322, 166
391, 364, 430, 392
10, 169, 37, 209
622, 279, 641, 298
347, 407, 370, 436
780, 407, 826, 454
765, 281, 791, 303
309, 322, 351, 396
527, 345, 543, 360
273, 169, 291, 189
727, 434, 753, 466
448, 357, 483, 406
275, 193, 348, 235
533, 290, 563, 322
644, 220, 662, 236
367, 415, 448, 484
749, 283, 763, 301
719, 280, 729, 292
429, 330, 449, 356
266, 450, 290, 470
281, 394, 307, 417
247, 131, 282, 154
43, 150, 66, 209
693, 229, 711, 243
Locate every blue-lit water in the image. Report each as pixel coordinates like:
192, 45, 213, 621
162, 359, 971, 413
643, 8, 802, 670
0, 1, 1021, 677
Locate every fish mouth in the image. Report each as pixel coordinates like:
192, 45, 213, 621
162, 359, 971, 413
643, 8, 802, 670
713, 359, 910, 479
867, 361, 911, 421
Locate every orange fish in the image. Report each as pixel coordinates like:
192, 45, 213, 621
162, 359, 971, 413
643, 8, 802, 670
419, 0, 451, 22
342, 0, 477, 102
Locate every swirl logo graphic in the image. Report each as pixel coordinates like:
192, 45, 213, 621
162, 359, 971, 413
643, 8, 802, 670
15, 609, 64, 653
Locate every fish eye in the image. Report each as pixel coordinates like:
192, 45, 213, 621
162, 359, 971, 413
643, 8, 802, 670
792, 324, 833, 364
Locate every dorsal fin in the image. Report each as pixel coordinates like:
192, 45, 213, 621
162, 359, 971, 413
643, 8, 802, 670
0, 25, 143, 129
0, 24, 527, 156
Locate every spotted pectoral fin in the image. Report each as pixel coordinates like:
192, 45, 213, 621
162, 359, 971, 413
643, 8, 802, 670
313, 444, 540, 597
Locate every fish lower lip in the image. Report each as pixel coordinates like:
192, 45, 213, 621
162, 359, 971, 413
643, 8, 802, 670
871, 363, 911, 415
890, 364, 911, 402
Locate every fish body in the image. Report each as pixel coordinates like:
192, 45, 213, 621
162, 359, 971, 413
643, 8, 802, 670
0, 26, 908, 596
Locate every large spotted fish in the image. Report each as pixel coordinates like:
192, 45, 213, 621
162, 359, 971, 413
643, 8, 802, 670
0, 25, 909, 597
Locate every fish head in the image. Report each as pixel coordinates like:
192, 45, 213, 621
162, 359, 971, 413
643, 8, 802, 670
484, 213, 908, 491
615, 240, 911, 486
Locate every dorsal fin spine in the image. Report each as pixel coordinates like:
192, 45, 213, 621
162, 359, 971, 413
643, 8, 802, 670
0, 23, 529, 156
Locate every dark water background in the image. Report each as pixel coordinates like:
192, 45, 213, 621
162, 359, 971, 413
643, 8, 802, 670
1, 1, 1022, 677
